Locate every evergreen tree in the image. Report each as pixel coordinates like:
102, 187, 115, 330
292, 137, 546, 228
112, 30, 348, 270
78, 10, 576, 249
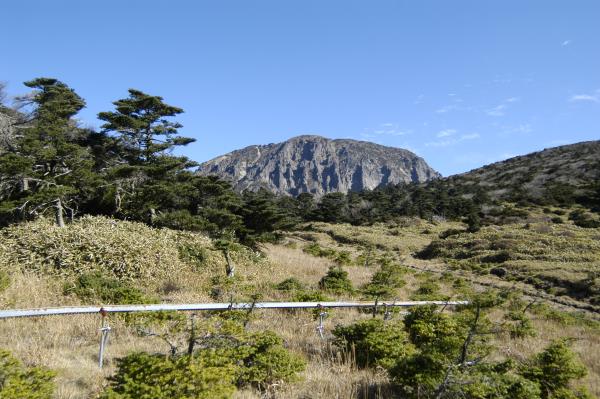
97, 89, 198, 221
0, 78, 95, 226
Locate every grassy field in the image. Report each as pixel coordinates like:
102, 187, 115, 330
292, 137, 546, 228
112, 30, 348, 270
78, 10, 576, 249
0, 215, 599, 398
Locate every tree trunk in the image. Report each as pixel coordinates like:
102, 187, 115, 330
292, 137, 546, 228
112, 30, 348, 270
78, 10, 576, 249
20, 177, 29, 192
149, 208, 157, 225
54, 198, 65, 228
115, 185, 122, 212
224, 249, 235, 278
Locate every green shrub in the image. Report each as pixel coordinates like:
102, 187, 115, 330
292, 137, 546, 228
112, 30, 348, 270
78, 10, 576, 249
333, 319, 414, 369
237, 331, 306, 388
569, 210, 600, 228
319, 266, 354, 294
439, 228, 463, 239
102, 322, 305, 398
334, 250, 352, 266
64, 271, 156, 304
521, 339, 587, 399
275, 277, 305, 291
303, 242, 336, 258
505, 311, 536, 339
292, 290, 329, 303
0, 350, 55, 399
481, 250, 511, 264
102, 351, 236, 399
362, 260, 406, 300
410, 280, 444, 300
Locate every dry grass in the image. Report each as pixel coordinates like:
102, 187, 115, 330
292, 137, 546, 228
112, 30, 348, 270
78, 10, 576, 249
0, 216, 598, 398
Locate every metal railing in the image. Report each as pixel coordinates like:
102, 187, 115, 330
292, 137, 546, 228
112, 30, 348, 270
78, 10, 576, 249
0, 300, 469, 367
0, 300, 469, 319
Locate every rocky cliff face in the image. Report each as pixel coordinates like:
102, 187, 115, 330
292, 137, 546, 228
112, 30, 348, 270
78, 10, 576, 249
197, 135, 440, 196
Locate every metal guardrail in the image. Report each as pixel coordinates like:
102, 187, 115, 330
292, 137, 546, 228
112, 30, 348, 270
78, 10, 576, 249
0, 300, 469, 319
0, 300, 469, 368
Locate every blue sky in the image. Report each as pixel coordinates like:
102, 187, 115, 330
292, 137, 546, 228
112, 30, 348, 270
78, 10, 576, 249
1, 1, 599, 176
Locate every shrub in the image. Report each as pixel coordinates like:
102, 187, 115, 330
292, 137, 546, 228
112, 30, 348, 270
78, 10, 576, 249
302, 242, 336, 258
292, 290, 329, 303
551, 216, 564, 224
439, 228, 463, 239
334, 250, 352, 266
490, 267, 508, 278
410, 280, 444, 301
505, 311, 536, 339
237, 331, 306, 388
0, 350, 55, 399
102, 322, 305, 397
319, 266, 354, 294
362, 259, 406, 300
101, 351, 236, 399
64, 271, 156, 304
569, 210, 600, 228
482, 250, 511, 264
275, 277, 304, 291
520, 339, 587, 398
333, 319, 414, 369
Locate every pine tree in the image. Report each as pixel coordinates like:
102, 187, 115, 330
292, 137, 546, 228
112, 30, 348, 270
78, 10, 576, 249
0, 78, 95, 226
97, 89, 198, 221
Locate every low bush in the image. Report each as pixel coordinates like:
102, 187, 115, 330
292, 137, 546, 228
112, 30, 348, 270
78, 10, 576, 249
362, 258, 406, 300
410, 280, 444, 301
333, 319, 413, 369
102, 321, 305, 398
319, 266, 354, 294
64, 271, 156, 304
0, 350, 55, 399
275, 277, 305, 291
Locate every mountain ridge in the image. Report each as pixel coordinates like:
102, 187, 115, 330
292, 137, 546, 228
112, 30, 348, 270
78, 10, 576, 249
197, 135, 440, 197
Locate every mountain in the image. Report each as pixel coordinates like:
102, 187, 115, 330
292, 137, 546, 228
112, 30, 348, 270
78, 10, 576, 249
197, 135, 440, 196
445, 140, 600, 202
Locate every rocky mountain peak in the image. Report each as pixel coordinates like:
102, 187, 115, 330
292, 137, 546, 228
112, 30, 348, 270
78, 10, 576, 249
197, 135, 440, 197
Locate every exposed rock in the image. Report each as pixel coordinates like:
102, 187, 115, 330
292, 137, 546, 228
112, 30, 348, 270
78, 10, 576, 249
197, 135, 440, 197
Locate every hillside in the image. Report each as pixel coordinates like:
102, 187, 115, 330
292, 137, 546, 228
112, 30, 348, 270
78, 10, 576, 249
447, 140, 600, 203
1, 216, 599, 398
197, 135, 440, 197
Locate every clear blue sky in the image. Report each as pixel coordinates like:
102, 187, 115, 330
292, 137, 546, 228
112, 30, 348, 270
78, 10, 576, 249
1, 1, 599, 176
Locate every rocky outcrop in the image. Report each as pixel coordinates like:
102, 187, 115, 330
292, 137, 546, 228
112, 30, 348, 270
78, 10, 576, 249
197, 135, 440, 196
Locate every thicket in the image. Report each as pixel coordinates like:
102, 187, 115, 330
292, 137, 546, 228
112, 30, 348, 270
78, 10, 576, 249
332, 296, 593, 399
102, 317, 305, 398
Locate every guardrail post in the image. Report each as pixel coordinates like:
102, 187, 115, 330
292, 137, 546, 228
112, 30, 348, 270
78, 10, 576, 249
98, 307, 111, 369
316, 306, 328, 339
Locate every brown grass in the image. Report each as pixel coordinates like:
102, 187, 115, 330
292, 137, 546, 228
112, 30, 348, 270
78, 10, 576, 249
0, 217, 598, 398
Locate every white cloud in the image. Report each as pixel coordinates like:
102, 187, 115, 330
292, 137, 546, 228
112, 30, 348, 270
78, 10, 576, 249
414, 94, 425, 104
486, 104, 507, 116
435, 104, 458, 113
361, 123, 412, 139
569, 92, 599, 103
484, 96, 520, 117
437, 129, 456, 138
460, 133, 480, 140
425, 132, 480, 147
562, 40, 571, 46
